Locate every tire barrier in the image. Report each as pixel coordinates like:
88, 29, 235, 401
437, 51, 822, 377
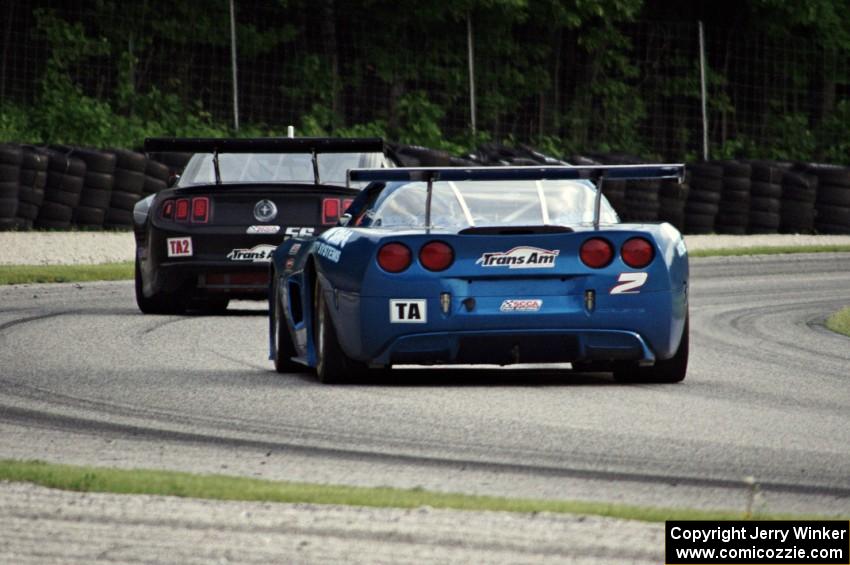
0, 143, 23, 230
15, 146, 48, 230
104, 149, 148, 230
808, 164, 850, 234
715, 160, 752, 235
684, 162, 722, 234
1, 141, 850, 234
68, 147, 117, 228
0, 143, 175, 231
35, 149, 85, 229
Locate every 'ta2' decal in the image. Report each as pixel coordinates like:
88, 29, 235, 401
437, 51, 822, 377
166, 237, 192, 257
610, 272, 648, 294
389, 299, 427, 323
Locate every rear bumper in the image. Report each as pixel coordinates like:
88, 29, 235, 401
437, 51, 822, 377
371, 328, 655, 366
148, 260, 270, 298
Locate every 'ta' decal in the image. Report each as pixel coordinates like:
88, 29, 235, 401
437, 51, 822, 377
389, 299, 427, 323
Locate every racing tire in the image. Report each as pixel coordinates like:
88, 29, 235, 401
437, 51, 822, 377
134, 256, 185, 315
614, 315, 689, 383
314, 282, 366, 383
272, 278, 302, 373
687, 188, 722, 204
687, 162, 723, 179
750, 181, 782, 199
781, 185, 817, 203
816, 184, 850, 207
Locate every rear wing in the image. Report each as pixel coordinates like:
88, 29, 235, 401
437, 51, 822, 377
145, 137, 385, 185
347, 164, 685, 229
144, 137, 384, 154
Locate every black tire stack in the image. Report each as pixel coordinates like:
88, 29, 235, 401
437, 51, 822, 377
714, 161, 751, 235
105, 149, 147, 229
585, 153, 660, 222
389, 143, 455, 167
779, 167, 818, 233
568, 154, 627, 216
15, 147, 49, 229
0, 144, 23, 230
144, 159, 170, 195
145, 151, 192, 178
36, 149, 86, 229
658, 174, 688, 231
808, 164, 850, 234
621, 178, 660, 223
71, 148, 117, 228
684, 162, 723, 234
747, 160, 785, 233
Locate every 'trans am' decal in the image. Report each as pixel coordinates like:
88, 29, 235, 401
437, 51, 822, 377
476, 246, 559, 269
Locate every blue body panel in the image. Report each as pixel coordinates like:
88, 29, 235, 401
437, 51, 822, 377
269, 221, 688, 369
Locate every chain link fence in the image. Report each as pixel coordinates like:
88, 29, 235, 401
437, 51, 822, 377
1, 0, 848, 162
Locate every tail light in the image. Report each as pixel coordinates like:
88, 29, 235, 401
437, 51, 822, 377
161, 200, 174, 219
175, 198, 190, 221
323, 198, 340, 225
342, 198, 353, 211
419, 241, 454, 271
621, 237, 654, 268
160, 197, 212, 223
580, 238, 614, 268
192, 197, 209, 223
377, 242, 412, 273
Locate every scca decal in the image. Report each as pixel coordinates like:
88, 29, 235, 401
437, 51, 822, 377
500, 299, 543, 312
475, 246, 559, 269
610, 272, 648, 294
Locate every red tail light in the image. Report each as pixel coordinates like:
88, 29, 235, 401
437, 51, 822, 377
580, 238, 614, 268
322, 198, 340, 225
342, 198, 353, 211
175, 198, 190, 221
621, 237, 654, 268
419, 241, 454, 271
161, 200, 174, 219
377, 242, 412, 273
192, 197, 209, 223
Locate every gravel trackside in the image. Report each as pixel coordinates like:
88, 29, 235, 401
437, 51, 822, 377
0, 481, 663, 564
2, 232, 850, 265
0, 232, 135, 265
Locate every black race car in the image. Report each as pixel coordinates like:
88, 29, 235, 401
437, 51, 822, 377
133, 137, 389, 314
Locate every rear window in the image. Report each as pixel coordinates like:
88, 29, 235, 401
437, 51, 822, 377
366, 179, 619, 229
178, 152, 390, 187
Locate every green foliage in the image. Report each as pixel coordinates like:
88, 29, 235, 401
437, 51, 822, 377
393, 91, 459, 152
0, 103, 32, 143
815, 100, 850, 163
3, 0, 850, 164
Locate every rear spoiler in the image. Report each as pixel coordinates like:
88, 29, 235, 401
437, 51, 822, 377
347, 164, 685, 230
144, 137, 384, 154
145, 137, 384, 185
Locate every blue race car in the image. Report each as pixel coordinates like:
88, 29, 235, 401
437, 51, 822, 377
269, 165, 689, 383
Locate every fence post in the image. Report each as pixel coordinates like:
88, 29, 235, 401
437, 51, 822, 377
467, 13, 476, 137
699, 20, 709, 161
230, 0, 240, 131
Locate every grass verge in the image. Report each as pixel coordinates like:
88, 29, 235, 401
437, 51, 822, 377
1, 246, 849, 285
0, 262, 133, 285
689, 244, 850, 258
0, 460, 841, 522
826, 306, 850, 338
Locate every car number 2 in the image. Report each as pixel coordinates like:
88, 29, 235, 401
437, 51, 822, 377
610, 272, 648, 294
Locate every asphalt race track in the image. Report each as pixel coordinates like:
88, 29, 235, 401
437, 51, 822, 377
1, 253, 849, 520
